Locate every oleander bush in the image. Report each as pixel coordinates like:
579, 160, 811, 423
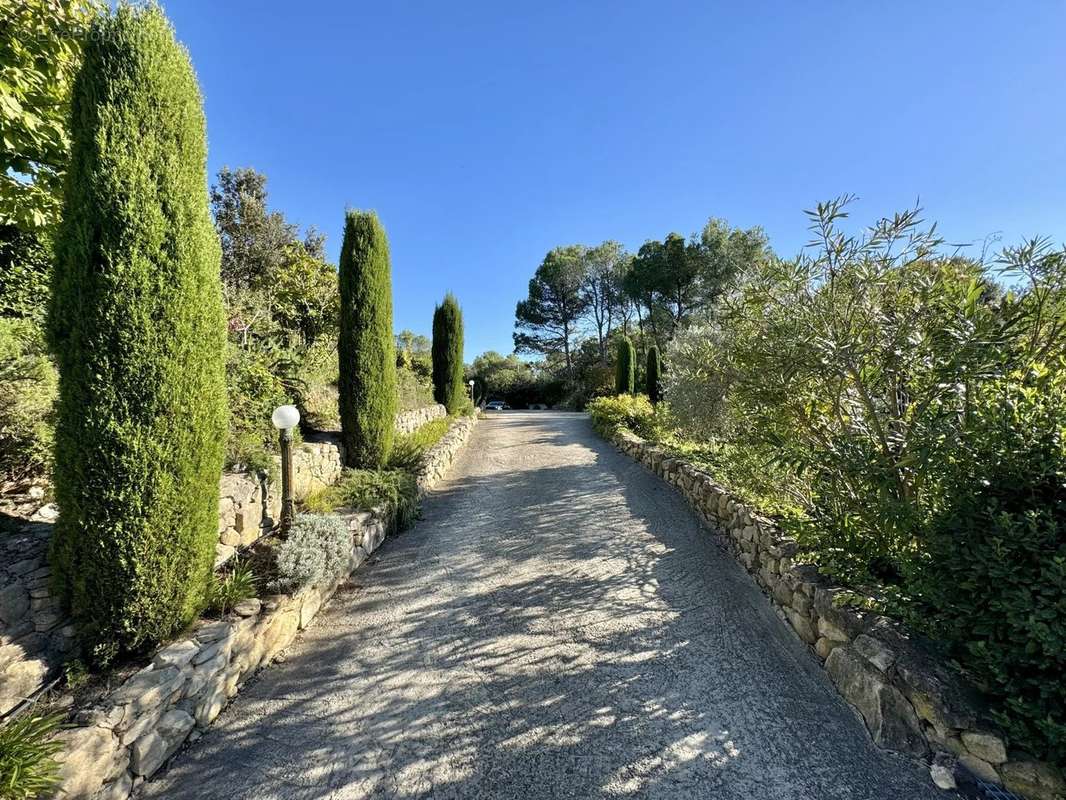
338, 211, 397, 468
648, 197, 1066, 761
0, 712, 64, 800
47, 5, 227, 658
275, 513, 351, 591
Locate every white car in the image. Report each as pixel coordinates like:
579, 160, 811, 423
485, 400, 509, 411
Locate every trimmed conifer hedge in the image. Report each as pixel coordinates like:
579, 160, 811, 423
338, 210, 397, 468
646, 345, 662, 404
47, 6, 227, 658
615, 336, 636, 395
432, 293, 465, 412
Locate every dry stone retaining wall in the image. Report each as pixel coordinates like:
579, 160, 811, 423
609, 428, 1065, 800
0, 406, 445, 721
395, 403, 446, 435
45, 413, 476, 800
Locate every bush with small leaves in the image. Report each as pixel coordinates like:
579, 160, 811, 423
275, 513, 352, 591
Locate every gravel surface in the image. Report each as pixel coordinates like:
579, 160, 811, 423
143, 411, 945, 800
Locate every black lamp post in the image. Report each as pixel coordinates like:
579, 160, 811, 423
271, 404, 300, 532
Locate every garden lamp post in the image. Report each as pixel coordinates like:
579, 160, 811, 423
271, 404, 300, 532
468, 379, 475, 406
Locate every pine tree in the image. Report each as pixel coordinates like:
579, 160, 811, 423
338, 210, 397, 467
47, 5, 227, 657
615, 336, 636, 395
432, 293, 465, 412
646, 345, 662, 404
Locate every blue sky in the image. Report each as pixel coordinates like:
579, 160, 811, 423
164, 1, 1066, 360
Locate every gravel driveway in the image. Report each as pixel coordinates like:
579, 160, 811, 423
143, 411, 945, 800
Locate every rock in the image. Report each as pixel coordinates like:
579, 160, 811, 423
52, 726, 122, 799
817, 617, 851, 643
108, 666, 185, 731
153, 640, 200, 669
1000, 761, 1066, 800
959, 753, 1000, 784
784, 608, 816, 644
219, 528, 241, 547
261, 607, 299, 662
853, 633, 895, 672
0, 583, 30, 625
214, 543, 236, 569
193, 636, 233, 666
0, 657, 50, 714
814, 636, 842, 660
772, 582, 794, 608
95, 770, 133, 800
930, 753, 957, 790
825, 646, 925, 756
233, 598, 261, 617
33, 502, 59, 522
130, 709, 195, 777
960, 730, 1007, 765
791, 592, 812, 618
27, 485, 45, 500
299, 588, 322, 629
194, 620, 233, 643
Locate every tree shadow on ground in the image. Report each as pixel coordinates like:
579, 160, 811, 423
143, 413, 945, 800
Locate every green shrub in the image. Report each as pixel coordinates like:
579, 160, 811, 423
207, 562, 257, 616
304, 468, 418, 530
646, 345, 662, 404
908, 367, 1066, 762
275, 513, 351, 591
587, 394, 658, 439
431, 293, 466, 412
397, 363, 434, 413
614, 336, 635, 395
388, 416, 451, 471
47, 6, 227, 658
0, 319, 56, 482
0, 712, 64, 800
338, 211, 396, 468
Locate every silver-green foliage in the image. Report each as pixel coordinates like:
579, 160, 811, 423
275, 513, 352, 591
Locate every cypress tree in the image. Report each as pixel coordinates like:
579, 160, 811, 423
47, 6, 227, 657
432, 293, 465, 412
646, 345, 662, 404
338, 210, 397, 467
615, 336, 636, 395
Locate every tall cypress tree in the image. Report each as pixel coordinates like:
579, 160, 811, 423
432, 293, 465, 412
338, 210, 397, 467
646, 345, 662, 404
48, 6, 227, 657
615, 336, 636, 395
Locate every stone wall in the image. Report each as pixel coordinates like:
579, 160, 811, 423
0, 407, 443, 721
609, 428, 1065, 800
44, 413, 476, 800
395, 403, 446, 435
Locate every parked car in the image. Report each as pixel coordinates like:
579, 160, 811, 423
485, 400, 509, 411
